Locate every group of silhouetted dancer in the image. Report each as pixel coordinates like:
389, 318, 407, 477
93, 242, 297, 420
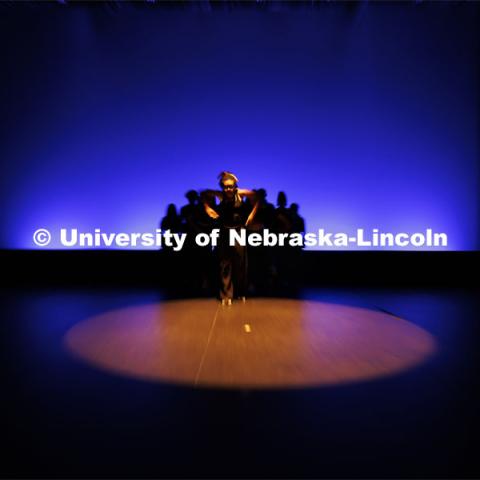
160, 172, 306, 304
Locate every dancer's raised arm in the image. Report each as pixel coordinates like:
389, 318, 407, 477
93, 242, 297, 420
237, 188, 256, 199
200, 189, 221, 219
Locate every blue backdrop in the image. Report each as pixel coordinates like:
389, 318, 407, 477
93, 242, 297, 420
1, 2, 478, 249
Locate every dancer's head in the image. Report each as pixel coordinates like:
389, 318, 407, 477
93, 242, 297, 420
166, 203, 177, 217
256, 188, 267, 201
185, 190, 198, 204
277, 191, 287, 208
218, 171, 238, 199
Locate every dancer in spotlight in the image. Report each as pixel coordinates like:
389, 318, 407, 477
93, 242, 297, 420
201, 172, 258, 306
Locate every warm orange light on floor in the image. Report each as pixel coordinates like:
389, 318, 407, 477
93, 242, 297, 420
64, 298, 436, 389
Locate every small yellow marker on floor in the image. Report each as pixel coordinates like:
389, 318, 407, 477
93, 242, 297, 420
244, 324, 251, 333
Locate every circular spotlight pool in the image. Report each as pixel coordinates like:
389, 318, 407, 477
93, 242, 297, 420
64, 298, 436, 389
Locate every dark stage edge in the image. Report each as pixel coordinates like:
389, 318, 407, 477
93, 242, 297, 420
1, 250, 479, 288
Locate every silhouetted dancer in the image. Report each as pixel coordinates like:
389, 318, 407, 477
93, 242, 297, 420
274, 191, 292, 233
180, 190, 201, 234
160, 203, 182, 290
274, 191, 293, 291
288, 202, 306, 292
247, 188, 276, 294
180, 190, 205, 294
160, 203, 183, 247
201, 171, 258, 306
289, 203, 305, 236
194, 191, 219, 294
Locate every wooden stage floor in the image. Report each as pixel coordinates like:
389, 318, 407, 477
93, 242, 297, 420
65, 297, 436, 388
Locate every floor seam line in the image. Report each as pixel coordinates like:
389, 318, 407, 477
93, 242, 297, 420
194, 302, 220, 386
